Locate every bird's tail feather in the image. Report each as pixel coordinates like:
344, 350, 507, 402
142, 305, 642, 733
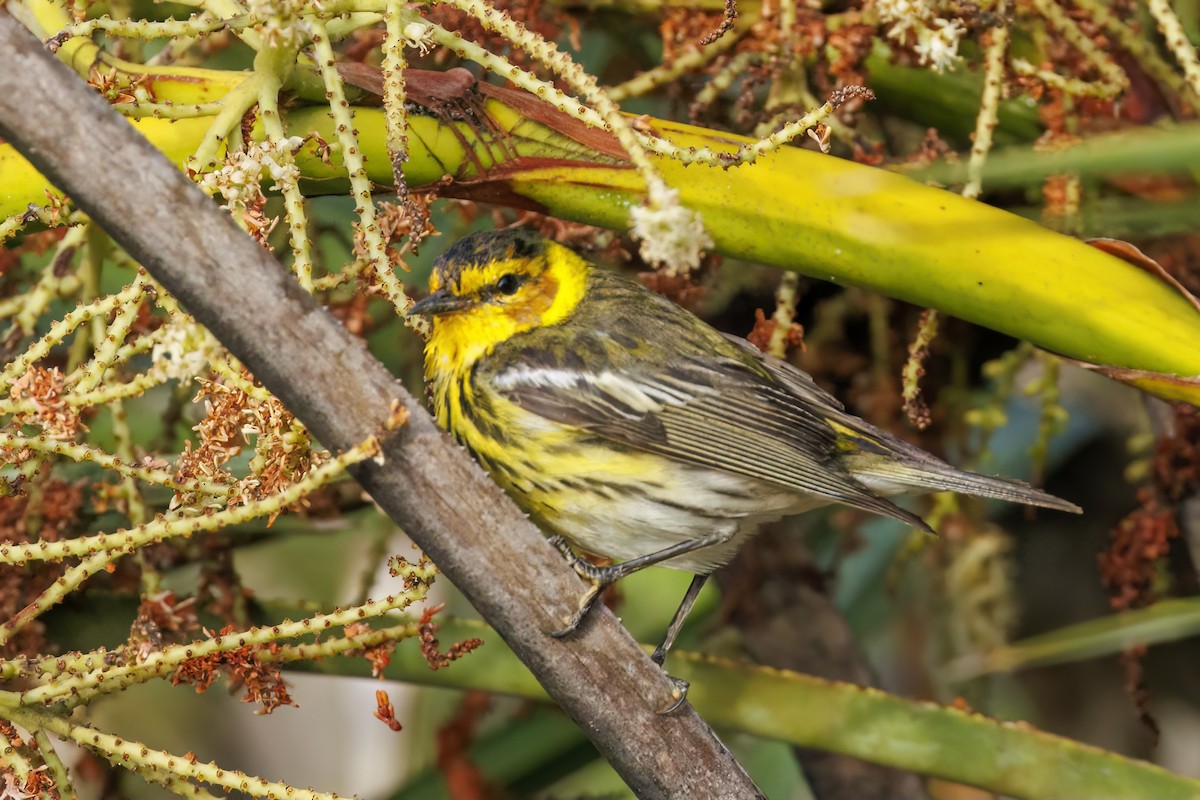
841, 432, 1082, 515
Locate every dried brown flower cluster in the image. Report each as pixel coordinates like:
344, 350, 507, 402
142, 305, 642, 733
9, 368, 85, 441
172, 377, 321, 522
1101, 405, 1199, 611
0, 480, 83, 658
172, 625, 296, 714
418, 604, 484, 671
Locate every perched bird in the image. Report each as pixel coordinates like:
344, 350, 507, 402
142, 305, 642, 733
408, 229, 1080, 679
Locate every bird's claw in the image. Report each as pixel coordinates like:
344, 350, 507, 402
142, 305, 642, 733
549, 580, 603, 638
657, 676, 690, 715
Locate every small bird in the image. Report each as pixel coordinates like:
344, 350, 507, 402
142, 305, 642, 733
408, 229, 1080, 682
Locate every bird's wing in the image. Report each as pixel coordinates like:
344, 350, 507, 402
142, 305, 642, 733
485, 333, 929, 531
720, 333, 846, 411
726, 333, 1082, 514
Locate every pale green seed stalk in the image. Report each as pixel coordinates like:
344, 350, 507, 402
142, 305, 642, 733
1146, 0, 1200, 103
0, 438, 377, 565
308, 16, 414, 315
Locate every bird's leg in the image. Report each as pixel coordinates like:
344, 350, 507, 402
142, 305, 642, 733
548, 531, 728, 639
548, 534, 730, 715
651, 573, 709, 666
652, 574, 710, 715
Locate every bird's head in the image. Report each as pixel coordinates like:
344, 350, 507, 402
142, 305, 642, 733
409, 229, 590, 369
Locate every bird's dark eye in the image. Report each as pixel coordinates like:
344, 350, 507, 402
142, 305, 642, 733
495, 273, 521, 295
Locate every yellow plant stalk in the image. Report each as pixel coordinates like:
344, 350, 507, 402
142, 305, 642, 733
504, 115, 1200, 381
3, 63, 1198, 404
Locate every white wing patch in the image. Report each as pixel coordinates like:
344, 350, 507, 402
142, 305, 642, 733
492, 367, 699, 414
492, 366, 583, 392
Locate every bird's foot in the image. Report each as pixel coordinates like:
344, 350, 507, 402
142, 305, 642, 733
546, 536, 691, 713
549, 581, 605, 639
547, 535, 620, 638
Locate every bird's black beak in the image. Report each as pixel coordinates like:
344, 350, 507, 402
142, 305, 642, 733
407, 291, 471, 317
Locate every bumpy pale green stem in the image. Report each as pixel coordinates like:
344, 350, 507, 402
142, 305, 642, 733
1147, 0, 1200, 102
197, 0, 262, 49
0, 433, 229, 497
0, 215, 27, 242
0, 439, 376, 566
71, 275, 149, 392
108, 324, 167, 366
145, 30, 208, 66
190, 71, 270, 169
1027, 0, 1127, 98
425, 20, 600, 128
10, 223, 87, 335
606, 11, 754, 101
109, 396, 161, 595
904, 13, 1009, 425
254, 43, 314, 290
693, 50, 758, 109
382, 0, 411, 189
115, 99, 228, 119
738, 103, 836, 163
308, 16, 412, 315
66, 223, 105, 373
51, 12, 232, 41
326, 12, 384, 38
261, 619, 422, 663
1075, 0, 1200, 115
0, 729, 40, 788
964, 19, 1010, 201
1009, 58, 1121, 99
8, 372, 168, 416
0, 274, 80, 320
0, 278, 145, 395
149, 776, 223, 800
428, 1, 834, 174
9, 648, 112, 681
32, 729, 76, 800
438, 0, 676, 203
0, 549, 122, 649
211, 357, 274, 400
210, 356, 274, 400
4, 709, 346, 800
20, 559, 433, 706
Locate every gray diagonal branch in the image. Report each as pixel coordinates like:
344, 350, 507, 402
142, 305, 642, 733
0, 11, 761, 798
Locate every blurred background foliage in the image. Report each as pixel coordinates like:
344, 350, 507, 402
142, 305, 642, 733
2, 0, 1200, 796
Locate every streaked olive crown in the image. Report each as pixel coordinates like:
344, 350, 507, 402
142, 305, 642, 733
431, 229, 551, 294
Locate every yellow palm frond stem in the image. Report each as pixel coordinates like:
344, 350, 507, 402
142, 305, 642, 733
3, 67, 1198, 402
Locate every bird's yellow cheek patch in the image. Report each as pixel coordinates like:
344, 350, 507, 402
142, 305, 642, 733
541, 249, 589, 327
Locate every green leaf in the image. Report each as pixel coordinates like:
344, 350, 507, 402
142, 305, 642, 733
285, 616, 1200, 800
914, 122, 1200, 188
948, 597, 1200, 679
